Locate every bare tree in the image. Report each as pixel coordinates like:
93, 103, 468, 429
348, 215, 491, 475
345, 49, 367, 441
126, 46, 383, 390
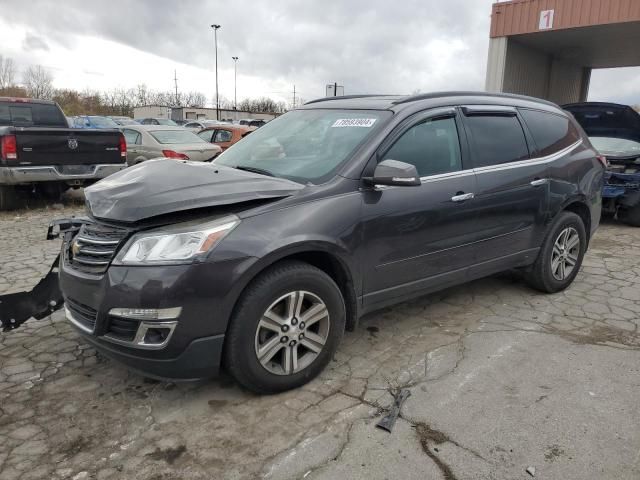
0, 56, 16, 89
183, 91, 207, 108
23, 65, 54, 99
238, 97, 286, 114
135, 84, 149, 106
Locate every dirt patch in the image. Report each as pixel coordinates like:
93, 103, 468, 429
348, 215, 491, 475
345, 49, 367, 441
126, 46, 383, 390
544, 444, 565, 462
208, 399, 229, 409
366, 326, 379, 337
414, 423, 458, 480
57, 435, 91, 458
146, 445, 187, 465
547, 324, 640, 349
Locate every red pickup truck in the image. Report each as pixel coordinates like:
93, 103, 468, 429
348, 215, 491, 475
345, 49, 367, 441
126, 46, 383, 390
0, 97, 127, 209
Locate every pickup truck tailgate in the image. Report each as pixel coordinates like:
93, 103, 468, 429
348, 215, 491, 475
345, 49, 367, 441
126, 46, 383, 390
15, 128, 124, 167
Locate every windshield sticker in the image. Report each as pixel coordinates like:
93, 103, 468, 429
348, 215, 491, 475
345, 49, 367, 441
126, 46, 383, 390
331, 118, 377, 128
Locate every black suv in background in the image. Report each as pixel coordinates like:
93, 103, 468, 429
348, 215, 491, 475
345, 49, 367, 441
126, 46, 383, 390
12, 92, 603, 393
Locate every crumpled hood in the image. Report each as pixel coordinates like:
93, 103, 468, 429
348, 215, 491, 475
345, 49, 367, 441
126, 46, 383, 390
85, 159, 304, 222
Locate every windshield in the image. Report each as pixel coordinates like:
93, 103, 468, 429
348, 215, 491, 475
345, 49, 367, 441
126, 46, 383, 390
89, 116, 118, 128
591, 136, 640, 157
150, 129, 207, 144
214, 109, 389, 184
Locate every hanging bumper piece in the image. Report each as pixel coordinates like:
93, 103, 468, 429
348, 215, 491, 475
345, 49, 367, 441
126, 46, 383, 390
0, 218, 87, 331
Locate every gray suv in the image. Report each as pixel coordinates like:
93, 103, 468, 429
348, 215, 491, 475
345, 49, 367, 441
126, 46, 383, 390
2, 92, 604, 393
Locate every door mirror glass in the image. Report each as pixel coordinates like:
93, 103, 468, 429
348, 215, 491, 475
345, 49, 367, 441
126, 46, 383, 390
368, 159, 421, 186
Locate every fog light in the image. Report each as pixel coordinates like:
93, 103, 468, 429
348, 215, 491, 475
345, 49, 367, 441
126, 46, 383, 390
144, 327, 170, 344
108, 307, 182, 320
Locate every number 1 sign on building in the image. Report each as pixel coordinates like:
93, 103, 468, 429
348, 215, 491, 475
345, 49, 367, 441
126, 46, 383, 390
539, 9, 554, 30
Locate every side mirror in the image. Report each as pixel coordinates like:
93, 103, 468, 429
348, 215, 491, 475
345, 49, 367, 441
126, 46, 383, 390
365, 159, 421, 187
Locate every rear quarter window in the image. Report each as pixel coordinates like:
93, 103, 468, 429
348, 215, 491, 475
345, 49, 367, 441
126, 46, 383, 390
520, 109, 580, 156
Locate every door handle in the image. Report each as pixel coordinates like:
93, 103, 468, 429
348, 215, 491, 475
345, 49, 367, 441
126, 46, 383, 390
451, 192, 475, 202
530, 178, 549, 187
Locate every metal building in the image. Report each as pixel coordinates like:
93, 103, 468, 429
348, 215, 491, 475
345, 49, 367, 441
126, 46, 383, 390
486, 0, 640, 104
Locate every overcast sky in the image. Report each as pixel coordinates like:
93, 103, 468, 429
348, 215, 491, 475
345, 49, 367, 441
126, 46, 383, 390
0, 0, 638, 107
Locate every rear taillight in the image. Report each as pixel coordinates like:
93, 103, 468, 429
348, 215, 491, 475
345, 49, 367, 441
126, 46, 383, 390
1, 135, 17, 161
118, 133, 127, 158
596, 155, 608, 168
162, 150, 189, 160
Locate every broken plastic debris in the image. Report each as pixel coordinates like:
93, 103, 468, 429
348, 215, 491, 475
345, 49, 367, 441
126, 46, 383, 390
376, 389, 411, 433
526, 466, 536, 477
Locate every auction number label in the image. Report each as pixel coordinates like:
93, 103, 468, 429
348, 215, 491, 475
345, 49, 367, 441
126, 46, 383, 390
332, 118, 377, 128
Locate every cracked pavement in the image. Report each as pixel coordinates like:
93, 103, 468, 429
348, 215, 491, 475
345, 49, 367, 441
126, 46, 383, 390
1, 204, 639, 479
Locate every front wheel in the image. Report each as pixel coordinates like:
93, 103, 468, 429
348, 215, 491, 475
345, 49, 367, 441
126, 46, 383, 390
525, 211, 586, 293
224, 261, 346, 394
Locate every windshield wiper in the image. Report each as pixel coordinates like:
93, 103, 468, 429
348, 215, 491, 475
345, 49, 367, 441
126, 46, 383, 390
234, 165, 275, 177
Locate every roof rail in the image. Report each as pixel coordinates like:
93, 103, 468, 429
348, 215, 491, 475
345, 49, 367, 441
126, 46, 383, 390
391, 91, 558, 108
304, 94, 396, 105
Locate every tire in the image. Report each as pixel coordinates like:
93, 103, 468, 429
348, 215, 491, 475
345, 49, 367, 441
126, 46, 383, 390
618, 205, 640, 227
224, 260, 346, 394
0, 185, 20, 211
525, 211, 587, 293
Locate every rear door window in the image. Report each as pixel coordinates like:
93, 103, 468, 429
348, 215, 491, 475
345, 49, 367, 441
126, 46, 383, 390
520, 109, 579, 156
464, 114, 529, 167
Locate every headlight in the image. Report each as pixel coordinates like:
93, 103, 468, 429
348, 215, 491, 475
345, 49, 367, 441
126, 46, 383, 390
116, 215, 239, 265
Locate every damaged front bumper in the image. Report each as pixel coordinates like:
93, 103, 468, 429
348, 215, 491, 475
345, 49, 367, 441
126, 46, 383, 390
0, 218, 86, 331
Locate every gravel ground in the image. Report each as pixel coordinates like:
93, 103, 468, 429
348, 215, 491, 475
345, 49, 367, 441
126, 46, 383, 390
1, 204, 639, 480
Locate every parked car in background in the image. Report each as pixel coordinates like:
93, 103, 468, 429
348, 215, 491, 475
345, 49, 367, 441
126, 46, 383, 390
72, 115, 120, 129
137, 118, 178, 126
564, 102, 640, 226
197, 124, 255, 151
108, 116, 138, 126
0, 97, 126, 209
120, 124, 221, 164
184, 120, 228, 131
19, 92, 603, 393
174, 119, 190, 126
238, 118, 266, 128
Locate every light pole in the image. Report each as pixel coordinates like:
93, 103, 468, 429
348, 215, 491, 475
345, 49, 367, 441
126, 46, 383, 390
211, 24, 221, 120
232, 56, 239, 110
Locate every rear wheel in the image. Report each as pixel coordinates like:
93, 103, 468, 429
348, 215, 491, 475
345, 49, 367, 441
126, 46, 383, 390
224, 261, 346, 394
618, 204, 640, 227
525, 211, 586, 293
0, 185, 20, 211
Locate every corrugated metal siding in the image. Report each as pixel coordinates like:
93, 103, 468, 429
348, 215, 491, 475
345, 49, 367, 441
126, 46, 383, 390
547, 60, 589, 104
491, 0, 640, 37
485, 37, 508, 92
502, 40, 551, 98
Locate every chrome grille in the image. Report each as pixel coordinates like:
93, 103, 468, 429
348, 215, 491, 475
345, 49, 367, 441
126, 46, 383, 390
69, 223, 129, 274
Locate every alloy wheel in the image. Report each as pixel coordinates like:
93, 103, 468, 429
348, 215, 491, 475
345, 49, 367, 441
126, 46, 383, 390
551, 227, 580, 281
254, 291, 330, 375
